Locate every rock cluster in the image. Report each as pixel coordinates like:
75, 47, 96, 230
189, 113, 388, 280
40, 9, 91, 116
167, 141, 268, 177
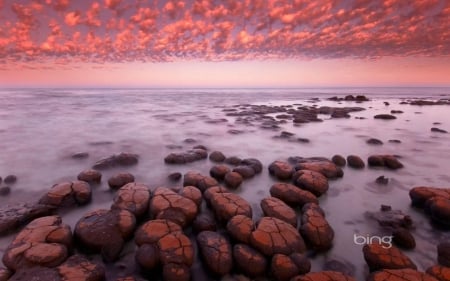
164, 147, 208, 164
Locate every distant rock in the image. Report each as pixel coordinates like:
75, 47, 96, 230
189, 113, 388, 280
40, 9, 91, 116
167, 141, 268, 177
374, 114, 396, 120
4, 175, 17, 184
93, 152, 138, 170
347, 155, 365, 169
0, 203, 56, 235
431, 127, 448, 133
367, 138, 383, 145
108, 172, 135, 189
332, 155, 346, 167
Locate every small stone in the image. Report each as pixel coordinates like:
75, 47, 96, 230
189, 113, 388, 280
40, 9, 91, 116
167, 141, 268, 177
0, 186, 11, 196
332, 155, 346, 167
4, 175, 17, 184
376, 176, 389, 185
77, 169, 102, 184
347, 155, 365, 169
209, 151, 226, 162
168, 172, 182, 181
210, 165, 231, 180
224, 172, 243, 189
374, 114, 396, 120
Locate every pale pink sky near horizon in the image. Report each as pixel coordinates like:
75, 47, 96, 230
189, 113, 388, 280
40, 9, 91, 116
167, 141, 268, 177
0, 0, 449, 87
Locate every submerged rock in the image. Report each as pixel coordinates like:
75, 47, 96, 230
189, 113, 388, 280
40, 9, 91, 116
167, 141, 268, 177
92, 152, 138, 169
0, 203, 56, 235
347, 155, 365, 169
331, 155, 346, 167
227, 215, 254, 244
368, 155, 404, 170
374, 114, 397, 120
183, 172, 218, 192
4, 175, 17, 184
77, 169, 102, 184
224, 172, 243, 189
292, 169, 329, 196
209, 151, 226, 162
164, 148, 207, 164
293, 158, 343, 178
108, 173, 135, 189
431, 127, 448, 133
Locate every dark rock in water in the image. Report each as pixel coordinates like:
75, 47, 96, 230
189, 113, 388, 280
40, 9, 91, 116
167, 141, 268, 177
381, 205, 392, 211
292, 169, 329, 197
363, 243, 417, 271
347, 155, 365, 169
323, 259, 355, 277
77, 169, 102, 184
233, 165, 255, 179
224, 172, 243, 189
71, 152, 89, 159
426, 265, 450, 281
225, 156, 242, 165
392, 228, 416, 249
293, 158, 343, 178
0, 186, 10, 196
332, 155, 346, 167
197, 231, 233, 276
431, 127, 448, 133
367, 269, 435, 281
384, 102, 390, 106
210, 165, 230, 180
271, 253, 311, 281
367, 138, 383, 145
193, 144, 208, 150
280, 131, 295, 138
233, 244, 267, 278
183, 138, 196, 143
168, 172, 182, 181
426, 197, 450, 228
409, 186, 450, 207
164, 148, 207, 164
3, 216, 72, 271
368, 155, 403, 170
268, 161, 294, 180
4, 175, 17, 184
227, 215, 254, 244
180, 186, 202, 207
300, 203, 334, 251
228, 129, 245, 135
291, 271, 356, 281
39, 181, 91, 208
269, 183, 318, 208
438, 242, 450, 267
388, 139, 402, 143
93, 152, 138, 169
112, 183, 150, 218
374, 114, 396, 120
297, 138, 310, 143
376, 176, 389, 185
331, 110, 351, 118
108, 172, 135, 189
366, 207, 413, 229
391, 110, 403, 114
193, 213, 217, 233
0, 203, 56, 235
261, 197, 297, 227
183, 172, 218, 192
209, 151, 226, 162
241, 158, 263, 174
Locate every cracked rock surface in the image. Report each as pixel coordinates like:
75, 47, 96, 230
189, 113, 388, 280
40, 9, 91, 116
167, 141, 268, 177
261, 197, 297, 227
111, 182, 151, 217
363, 243, 417, 271
39, 181, 91, 208
367, 268, 438, 281
300, 203, 334, 251
292, 170, 329, 196
291, 271, 356, 281
269, 183, 318, 207
197, 231, 233, 276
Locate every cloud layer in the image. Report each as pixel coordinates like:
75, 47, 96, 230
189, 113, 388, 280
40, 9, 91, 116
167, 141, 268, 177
0, 0, 448, 65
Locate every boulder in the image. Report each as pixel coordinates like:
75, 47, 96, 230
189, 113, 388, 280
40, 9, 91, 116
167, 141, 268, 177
427, 265, 450, 281
374, 114, 397, 120
55, 254, 105, 281
183, 172, 218, 192
180, 186, 202, 206
409, 187, 450, 207
363, 243, 417, 271
224, 172, 243, 189
111, 183, 151, 217
77, 169, 102, 184
233, 166, 256, 179
392, 228, 416, 249
135, 219, 182, 246
368, 155, 404, 169
164, 148, 207, 164
268, 161, 294, 180
4, 175, 17, 184
39, 181, 91, 208
270, 253, 310, 281
331, 155, 346, 167
108, 173, 135, 189
0, 203, 56, 236
300, 203, 334, 251
233, 244, 267, 277
207, 188, 252, 223
241, 158, 263, 173
227, 215, 254, 244
269, 183, 318, 207
292, 170, 329, 196
293, 159, 343, 178
367, 269, 438, 281
210, 165, 230, 180
209, 151, 226, 162
291, 271, 356, 281
426, 197, 450, 227
197, 231, 233, 276
347, 155, 365, 169
261, 197, 297, 227
92, 152, 138, 169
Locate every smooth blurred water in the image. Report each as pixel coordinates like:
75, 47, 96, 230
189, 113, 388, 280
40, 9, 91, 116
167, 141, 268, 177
0, 87, 449, 280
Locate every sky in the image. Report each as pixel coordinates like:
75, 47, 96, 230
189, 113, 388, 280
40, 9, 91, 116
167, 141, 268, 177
0, 0, 449, 88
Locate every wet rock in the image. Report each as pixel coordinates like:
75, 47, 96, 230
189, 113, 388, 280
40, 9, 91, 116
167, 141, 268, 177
207, 188, 252, 223
270, 183, 318, 207
300, 203, 334, 251
149, 187, 198, 227
0, 186, 10, 196
366, 207, 413, 228
0, 268, 11, 280
438, 242, 450, 267
158, 232, 194, 275
210, 165, 231, 180
392, 228, 416, 249
268, 161, 294, 180
426, 197, 450, 227
292, 170, 329, 196
71, 152, 89, 159
374, 114, 397, 120
180, 186, 202, 206
164, 148, 207, 164
75, 209, 136, 261
0, 203, 56, 236
228, 129, 245, 134
368, 155, 404, 169
323, 259, 355, 276
367, 138, 383, 145
297, 138, 310, 143
193, 213, 217, 233
279, 131, 295, 138
347, 155, 365, 169
108, 173, 135, 189
367, 269, 438, 281
409, 187, 450, 207
163, 263, 191, 281
7, 267, 61, 281
389, 139, 402, 143
209, 151, 226, 162
183, 172, 218, 192
135, 243, 160, 270
197, 231, 233, 276
227, 215, 254, 244
111, 183, 151, 217
241, 158, 263, 174
233, 244, 267, 277
291, 271, 356, 281
184, 138, 196, 143
4, 175, 17, 184
427, 265, 450, 281
332, 155, 346, 167
250, 217, 305, 256
261, 197, 297, 227
168, 172, 182, 181
92, 152, 138, 170
77, 169, 102, 184
224, 172, 243, 189
56, 254, 105, 281
3, 216, 72, 271
271, 253, 311, 281
363, 243, 417, 271
233, 165, 255, 179
225, 156, 242, 165
293, 158, 343, 178
39, 181, 91, 208
391, 110, 403, 114
384, 102, 390, 106
431, 128, 448, 133
376, 176, 389, 185
135, 219, 182, 246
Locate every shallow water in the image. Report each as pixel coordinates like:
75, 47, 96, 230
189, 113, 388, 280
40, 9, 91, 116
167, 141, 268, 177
0, 87, 450, 280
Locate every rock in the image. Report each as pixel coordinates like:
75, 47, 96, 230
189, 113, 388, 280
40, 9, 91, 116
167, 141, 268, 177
384, 102, 390, 106
77, 169, 102, 184
92, 152, 138, 169
0, 268, 11, 280
368, 155, 404, 169
233, 244, 267, 277
149, 187, 198, 227
389, 139, 402, 143
300, 203, 334, 251
227, 215, 254, 244
427, 265, 450, 281
164, 148, 207, 164
438, 242, 450, 267
347, 155, 365, 169
2, 216, 72, 271
331, 155, 346, 167
180, 186, 202, 206
7, 267, 61, 281
163, 263, 191, 281
241, 158, 263, 173
270, 253, 311, 281
392, 228, 416, 249
0, 186, 10, 196
366, 207, 413, 228
209, 151, 226, 162
56, 254, 105, 281
293, 158, 343, 178
426, 197, 450, 227
168, 172, 182, 181
136, 243, 160, 270
233, 165, 255, 179
224, 172, 243, 189
297, 138, 310, 143
108, 173, 135, 189
250, 217, 305, 256
367, 269, 438, 281
111, 183, 151, 217
4, 175, 17, 184
270, 183, 318, 207
291, 271, 356, 281
71, 152, 89, 159
210, 165, 230, 180
135, 219, 182, 246
409, 187, 450, 207
197, 231, 233, 276
376, 176, 389, 185
323, 259, 355, 276
374, 114, 397, 120
363, 243, 417, 271
184, 138, 196, 143
292, 170, 329, 196
391, 110, 403, 114
158, 232, 194, 272
183, 172, 218, 192
268, 161, 294, 180
367, 138, 383, 145
193, 213, 217, 233
225, 156, 242, 165
207, 188, 252, 223
75, 209, 136, 261
431, 128, 448, 133
261, 197, 297, 227
39, 181, 91, 208
0, 203, 56, 236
